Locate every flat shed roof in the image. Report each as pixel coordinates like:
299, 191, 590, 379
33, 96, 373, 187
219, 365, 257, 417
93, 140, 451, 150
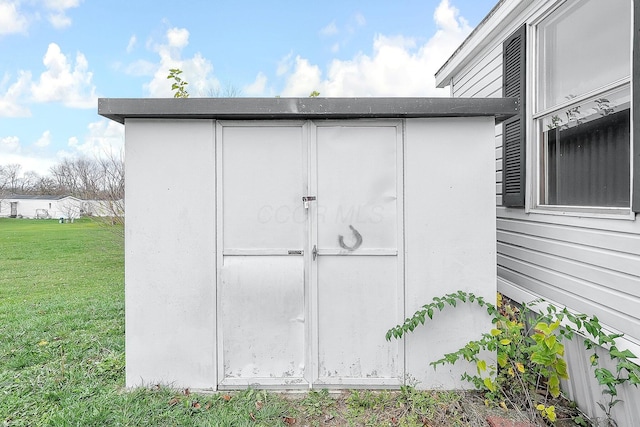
98, 97, 518, 124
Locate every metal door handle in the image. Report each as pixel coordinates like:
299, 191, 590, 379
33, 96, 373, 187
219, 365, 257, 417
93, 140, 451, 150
312, 245, 318, 261
303, 196, 316, 209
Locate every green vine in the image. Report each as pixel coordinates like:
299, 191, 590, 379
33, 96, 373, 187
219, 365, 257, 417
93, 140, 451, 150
387, 292, 640, 425
167, 68, 189, 98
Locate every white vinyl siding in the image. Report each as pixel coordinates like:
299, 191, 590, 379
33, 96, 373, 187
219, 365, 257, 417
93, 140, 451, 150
497, 215, 640, 339
451, 44, 505, 206
561, 336, 640, 426
495, 126, 503, 206
452, 44, 503, 98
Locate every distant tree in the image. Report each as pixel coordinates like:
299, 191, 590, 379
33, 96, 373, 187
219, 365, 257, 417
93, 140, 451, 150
309, 90, 320, 97
0, 163, 22, 193
205, 83, 242, 97
34, 176, 57, 195
18, 171, 39, 193
50, 159, 79, 196
95, 150, 125, 234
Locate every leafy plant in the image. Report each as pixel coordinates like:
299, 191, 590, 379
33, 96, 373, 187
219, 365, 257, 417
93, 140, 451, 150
594, 98, 615, 116
167, 68, 189, 98
299, 389, 335, 417
541, 304, 640, 427
387, 292, 640, 425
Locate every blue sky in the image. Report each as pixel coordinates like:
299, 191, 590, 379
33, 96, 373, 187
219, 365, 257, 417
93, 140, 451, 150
0, 0, 495, 176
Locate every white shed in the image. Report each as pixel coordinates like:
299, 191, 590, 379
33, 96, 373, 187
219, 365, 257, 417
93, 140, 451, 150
99, 97, 516, 390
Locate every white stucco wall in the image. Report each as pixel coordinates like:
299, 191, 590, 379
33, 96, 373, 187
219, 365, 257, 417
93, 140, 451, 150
125, 119, 216, 389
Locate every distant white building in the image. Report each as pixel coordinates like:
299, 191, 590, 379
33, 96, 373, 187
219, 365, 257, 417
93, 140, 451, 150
0, 195, 84, 219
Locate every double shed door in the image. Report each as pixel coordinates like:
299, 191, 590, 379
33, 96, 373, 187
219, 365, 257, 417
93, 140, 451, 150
217, 120, 403, 388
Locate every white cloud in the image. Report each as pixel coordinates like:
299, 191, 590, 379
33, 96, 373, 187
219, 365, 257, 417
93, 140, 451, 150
0, 136, 21, 153
0, 0, 80, 35
0, 1, 28, 35
0, 71, 32, 117
166, 27, 189, 48
143, 27, 220, 97
320, 21, 338, 37
43, 0, 80, 29
30, 43, 98, 108
124, 59, 156, 77
43, 0, 81, 9
48, 11, 71, 29
280, 57, 322, 97
0, 151, 56, 176
243, 72, 268, 96
0, 120, 122, 177
35, 131, 52, 148
434, 0, 468, 32
280, 0, 471, 97
318, 13, 366, 55
127, 35, 137, 53
276, 52, 293, 77
59, 119, 124, 160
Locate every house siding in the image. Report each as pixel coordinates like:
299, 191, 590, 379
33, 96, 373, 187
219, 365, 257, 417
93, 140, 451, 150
450, 43, 505, 205
449, 4, 640, 349
445, 1, 640, 425
452, 44, 503, 99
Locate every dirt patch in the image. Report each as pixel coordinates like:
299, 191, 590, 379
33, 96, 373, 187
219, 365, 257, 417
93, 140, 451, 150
284, 389, 585, 426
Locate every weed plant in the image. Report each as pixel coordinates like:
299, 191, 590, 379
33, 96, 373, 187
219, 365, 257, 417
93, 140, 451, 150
387, 291, 640, 426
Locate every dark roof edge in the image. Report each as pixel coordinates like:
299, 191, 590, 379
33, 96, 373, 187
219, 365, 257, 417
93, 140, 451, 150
6, 194, 74, 200
98, 97, 518, 124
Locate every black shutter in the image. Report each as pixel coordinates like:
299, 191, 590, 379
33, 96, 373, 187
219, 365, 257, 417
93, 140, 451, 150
633, 0, 640, 213
502, 25, 526, 207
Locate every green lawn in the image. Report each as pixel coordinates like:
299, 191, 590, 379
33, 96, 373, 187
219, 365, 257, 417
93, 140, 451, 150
0, 218, 487, 426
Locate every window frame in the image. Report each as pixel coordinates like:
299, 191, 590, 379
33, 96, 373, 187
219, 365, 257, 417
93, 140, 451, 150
526, 0, 635, 219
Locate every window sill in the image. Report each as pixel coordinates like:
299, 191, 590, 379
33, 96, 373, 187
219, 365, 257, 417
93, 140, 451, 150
527, 205, 635, 221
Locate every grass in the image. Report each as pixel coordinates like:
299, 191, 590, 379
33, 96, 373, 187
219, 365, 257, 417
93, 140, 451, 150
0, 218, 503, 426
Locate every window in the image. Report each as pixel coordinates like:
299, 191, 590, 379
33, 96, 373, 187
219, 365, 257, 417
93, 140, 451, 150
534, 0, 632, 211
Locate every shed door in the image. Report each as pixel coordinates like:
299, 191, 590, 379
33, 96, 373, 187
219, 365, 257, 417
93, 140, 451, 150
311, 124, 403, 386
218, 121, 403, 388
218, 125, 308, 388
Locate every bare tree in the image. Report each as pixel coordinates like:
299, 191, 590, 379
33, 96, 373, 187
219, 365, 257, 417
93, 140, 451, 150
0, 163, 22, 193
34, 175, 58, 195
73, 158, 102, 200
204, 83, 243, 98
18, 171, 40, 194
50, 159, 79, 195
94, 150, 125, 234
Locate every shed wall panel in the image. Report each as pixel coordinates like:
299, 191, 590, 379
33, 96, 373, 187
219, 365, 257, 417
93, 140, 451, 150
125, 119, 216, 389
404, 117, 496, 388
